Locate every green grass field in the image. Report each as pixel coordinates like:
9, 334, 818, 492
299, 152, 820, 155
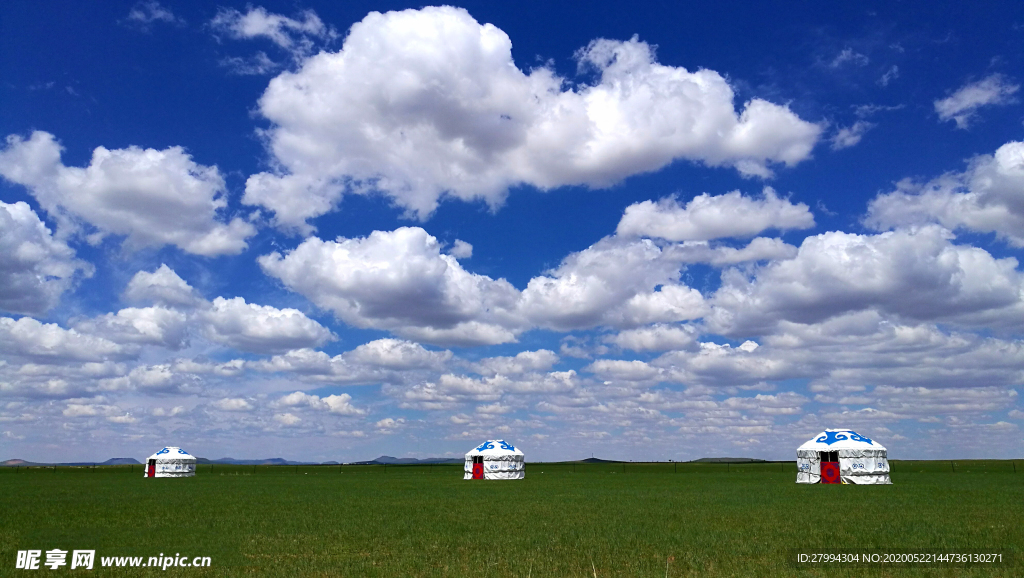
1, 461, 1021, 576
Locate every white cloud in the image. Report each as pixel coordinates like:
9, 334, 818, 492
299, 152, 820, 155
197, 297, 333, 354
866, 140, 1024, 247
126, 1, 182, 28
72, 306, 188, 349
0, 131, 256, 256
244, 6, 821, 230
63, 403, 122, 417
151, 406, 185, 417
877, 65, 899, 87
448, 240, 473, 259
127, 364, 200, 393
375, 417, 405, 429
0, 201, 92, 315
519, 237, 706, 330
124, 265, 333, 354
274, 391, 365, 415
0, 316, 127, 362
345, 338, 452, 370
585, 359, 662, 382
934, 74, 1019, 129
210, 7, 335, 55
830, 121, 874, 150
470, 350, 559, 376
709, 226, 1024, 336
616, 188, 814, 241
274, 412, 301, 426
123, 264, 203, 308
829, 48, 868, 68
259, 227, 521, 346
218, 52, 280, 76
605, 324, 698, 352
212, 397, 254, 412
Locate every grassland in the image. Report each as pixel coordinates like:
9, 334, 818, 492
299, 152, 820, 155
1, 460, 1021, 577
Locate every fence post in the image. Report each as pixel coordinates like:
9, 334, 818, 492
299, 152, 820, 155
951, 461, 955, 472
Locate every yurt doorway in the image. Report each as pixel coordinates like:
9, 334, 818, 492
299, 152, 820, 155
471, 456, 484, 479
819, 451, 839, 484
146, 459, 156, 478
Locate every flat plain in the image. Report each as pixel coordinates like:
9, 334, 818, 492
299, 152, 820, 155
1, 461, 1021, 577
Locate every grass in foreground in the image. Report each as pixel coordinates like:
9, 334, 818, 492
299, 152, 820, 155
0, 461, 1020, 577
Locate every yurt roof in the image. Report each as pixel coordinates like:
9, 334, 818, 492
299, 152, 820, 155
465, 440, 523, 457
147, 447, 196, 461
798, 429, 886, 452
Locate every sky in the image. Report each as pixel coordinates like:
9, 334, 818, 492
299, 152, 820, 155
2, 1, 1024, 463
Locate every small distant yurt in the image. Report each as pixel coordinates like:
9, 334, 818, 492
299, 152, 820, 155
143, 447, 196, 478
796, 429, 890, 484
464, 440, 524, 480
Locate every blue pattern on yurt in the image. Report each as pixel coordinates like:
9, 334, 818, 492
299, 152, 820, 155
815, 430, 874, 445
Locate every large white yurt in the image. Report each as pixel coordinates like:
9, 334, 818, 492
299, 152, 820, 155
796, 429, 890, 484
464, 440, 524, 480
143, 447, 196, 478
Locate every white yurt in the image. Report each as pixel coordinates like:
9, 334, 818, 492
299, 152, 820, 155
464, 440, 524, 480
796, 429, 890, 484
143, 447, 196, 478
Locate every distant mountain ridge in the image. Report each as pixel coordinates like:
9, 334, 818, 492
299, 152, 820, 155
692, 457, 767, 463
1, 458, 141, 467
350, 455, 463, 465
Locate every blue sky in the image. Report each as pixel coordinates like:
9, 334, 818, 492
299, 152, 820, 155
2, 1, 1023, 462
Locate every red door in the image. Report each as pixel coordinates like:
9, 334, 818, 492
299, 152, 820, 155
147, 460, 156, 478
821, 461, 840, 484
472, 462, 483, 479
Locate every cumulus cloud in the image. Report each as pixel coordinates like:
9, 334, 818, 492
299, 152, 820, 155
197, 297, 333, 354
520, 237, 707, 330
469, 350, 560, 376
709, 226, 1024, 336
0, 131, 256, 256
616, 188, 814, 241
212, 397, 255, 412
345, 338, 452, 370
120, 264, 331, 354
866, 140, 1024, 247
274, 391, 365, 415
0, 317, 127, 362
448, 240, 473, 259
261, 227, 718, 341
0, 201, 92, 315
123, 264, 203, 308
244, 6, 821, 230
605, 324, 698, 352
934, 74, 1019, 129
259, 227, 521, 346
72, 306, 189, 349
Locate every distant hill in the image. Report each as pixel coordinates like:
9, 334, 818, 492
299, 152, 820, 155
194, 457, 319, 466
693, 457, 767, 463
2, 458, 139, 467
580, 457, 621, 463
350, 456, 462, 465
103, 458, 141, 465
